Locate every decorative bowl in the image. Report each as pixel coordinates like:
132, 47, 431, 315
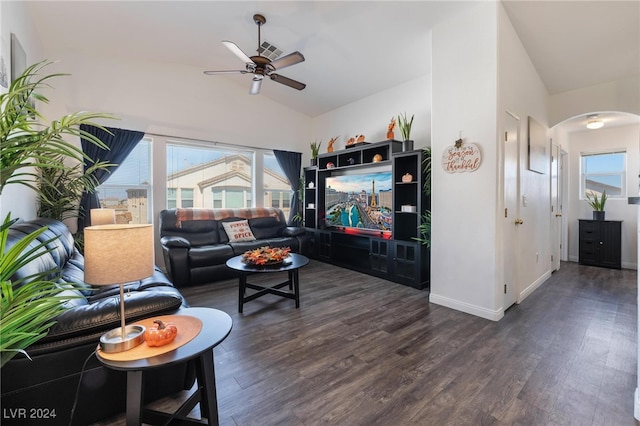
242, 246, 291, 266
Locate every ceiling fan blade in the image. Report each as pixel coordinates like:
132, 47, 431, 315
269, 51, 305, 71
222, 40, 253, 64
270, 74, 306, 91
249, 76, 263, 95
203, 70, 249, 75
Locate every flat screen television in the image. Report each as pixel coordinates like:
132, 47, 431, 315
324, 170, 393, 235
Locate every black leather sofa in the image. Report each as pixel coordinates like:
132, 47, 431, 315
160, 208, 308, 287
0, 218, 194, 425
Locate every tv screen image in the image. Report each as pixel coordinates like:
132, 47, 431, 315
325, 171, 393, 233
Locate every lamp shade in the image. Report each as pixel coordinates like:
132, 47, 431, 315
84, 224, 154, 285
91, 208, 116, 225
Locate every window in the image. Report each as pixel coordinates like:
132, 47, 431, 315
180, 188, 194, 208
263, 153, 293, 217
580, 151, 626, 198
167, 142, 254, 209
167, 188, 177, 209
95, 139, 152, 224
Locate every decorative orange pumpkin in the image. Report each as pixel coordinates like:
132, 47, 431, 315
145, 319, 178, 347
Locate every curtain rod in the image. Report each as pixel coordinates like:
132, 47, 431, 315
142, 131, 271, 152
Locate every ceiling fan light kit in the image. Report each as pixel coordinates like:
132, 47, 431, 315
204, 13, 306, 95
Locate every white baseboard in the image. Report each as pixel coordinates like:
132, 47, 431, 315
519, 270, 551, 302
429, 293, 504, 321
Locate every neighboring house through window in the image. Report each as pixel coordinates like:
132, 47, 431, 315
580, 150, 626, 198
95, 139, 152, 224
95, 137, 294, 223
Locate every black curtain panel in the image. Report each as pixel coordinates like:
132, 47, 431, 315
77, 125, 144, 231
273, 149, 302, 225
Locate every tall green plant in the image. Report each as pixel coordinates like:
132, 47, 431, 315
0, 215, 72, 367
0, 60, 115, 194
414, 148, 432, 248
291, 176, 305, 225
413, 211, 431, 248
0, 61, 113, 366
37, 155, 113, 222
422, 147, 431, 196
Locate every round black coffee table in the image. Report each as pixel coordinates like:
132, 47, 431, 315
225, 253, 309, 313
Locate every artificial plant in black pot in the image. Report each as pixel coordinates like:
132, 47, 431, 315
397, 112, 414, 151
586, 190, 607, 220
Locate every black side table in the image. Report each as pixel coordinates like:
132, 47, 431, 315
226, 253, 309, 313
97, 307, 232, 426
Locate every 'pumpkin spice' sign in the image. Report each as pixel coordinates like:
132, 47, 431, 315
441, 139, 482, 173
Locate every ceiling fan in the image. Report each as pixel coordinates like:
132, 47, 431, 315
204, 14, 306, 95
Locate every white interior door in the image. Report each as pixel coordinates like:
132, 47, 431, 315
551, 144, 562, 271
503, 112, 519, 310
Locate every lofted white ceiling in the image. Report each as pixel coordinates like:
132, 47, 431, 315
25, 0, 639, 122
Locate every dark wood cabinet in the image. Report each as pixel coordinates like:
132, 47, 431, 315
578, 220, 622, 269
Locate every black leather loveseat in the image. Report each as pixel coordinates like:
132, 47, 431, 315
0, 218, 194, 425
160, 207, 308, 287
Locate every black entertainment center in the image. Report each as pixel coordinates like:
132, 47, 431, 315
304, 139, 430, 289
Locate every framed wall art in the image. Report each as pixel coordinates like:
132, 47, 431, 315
528, 116, 548, 174
11, 33, 26, 83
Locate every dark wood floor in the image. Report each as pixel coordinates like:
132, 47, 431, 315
95, 260, 638, 425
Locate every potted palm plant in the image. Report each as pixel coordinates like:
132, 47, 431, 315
0, 60, 114, 366
586, 190, 607, 220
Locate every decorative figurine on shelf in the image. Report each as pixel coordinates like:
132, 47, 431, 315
326, 162, 335, 169
346, 136, 355, 146
373, 154, 383, 162
347, 157, 356, 165
386, 117, 396, 140
327, 136, 339, 153
402, 173, 413, 183
356, 134, 365, 143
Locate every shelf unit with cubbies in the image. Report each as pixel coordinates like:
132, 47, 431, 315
303, 140, 429, 290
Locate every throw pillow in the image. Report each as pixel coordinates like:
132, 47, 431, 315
222, 220, 256, 242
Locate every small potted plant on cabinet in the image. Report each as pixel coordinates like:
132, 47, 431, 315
397, 112, 414, 151
586, 190, 607, 220
310, 140, 322, 166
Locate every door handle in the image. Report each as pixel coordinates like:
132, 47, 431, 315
555, 213, 562, 217
514, 219, 524, 225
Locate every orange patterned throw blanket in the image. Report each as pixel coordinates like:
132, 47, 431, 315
175, 208, 281, 228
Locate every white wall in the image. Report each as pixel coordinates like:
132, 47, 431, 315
565, 124, 640, 268
41, 52, 311, 152
311, 75, 431, 152
430, 1, 502, 320
550, 76, 640, 127
498, 3, 552, 301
